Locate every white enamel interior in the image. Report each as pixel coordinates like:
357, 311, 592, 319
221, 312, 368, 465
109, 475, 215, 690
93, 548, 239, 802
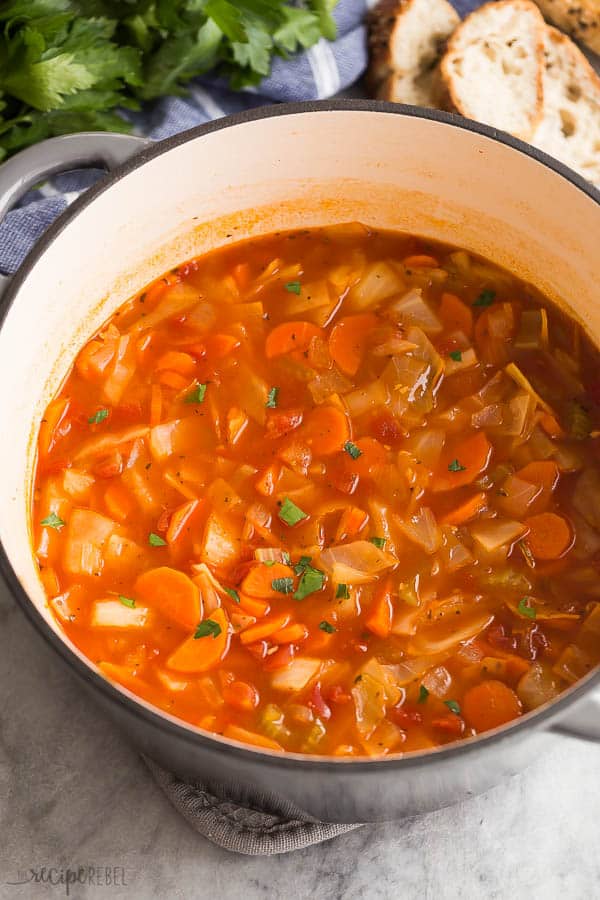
1, 108, 599, 672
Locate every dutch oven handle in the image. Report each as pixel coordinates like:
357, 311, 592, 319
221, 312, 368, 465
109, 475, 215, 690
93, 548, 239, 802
549, 690, 600, 743
0, 131, 151, 299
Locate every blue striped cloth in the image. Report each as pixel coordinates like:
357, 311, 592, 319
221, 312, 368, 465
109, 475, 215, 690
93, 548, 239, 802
0, 0, 479, 276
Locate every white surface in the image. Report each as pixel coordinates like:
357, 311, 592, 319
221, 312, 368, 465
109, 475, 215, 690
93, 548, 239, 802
1, 579, 599, 899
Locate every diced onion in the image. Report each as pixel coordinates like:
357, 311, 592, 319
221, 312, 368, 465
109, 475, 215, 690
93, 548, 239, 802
319, 540, 397, 584
397, 507, 440, 554
517, 662, 561, 710
470, 518, 526, 553
388, 288, 443, 335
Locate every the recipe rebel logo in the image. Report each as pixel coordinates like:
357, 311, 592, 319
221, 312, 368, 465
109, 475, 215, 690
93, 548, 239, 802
5, 865, 130, 896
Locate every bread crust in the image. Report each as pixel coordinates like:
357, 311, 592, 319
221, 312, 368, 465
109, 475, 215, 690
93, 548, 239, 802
533, 0, 600, 55
440, 0, 547, 140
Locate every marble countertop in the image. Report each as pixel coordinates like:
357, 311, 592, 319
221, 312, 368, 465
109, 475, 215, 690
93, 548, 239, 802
2, 581, 600, 900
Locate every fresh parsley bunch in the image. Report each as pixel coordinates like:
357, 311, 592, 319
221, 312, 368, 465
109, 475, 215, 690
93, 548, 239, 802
0, 0, 338, 160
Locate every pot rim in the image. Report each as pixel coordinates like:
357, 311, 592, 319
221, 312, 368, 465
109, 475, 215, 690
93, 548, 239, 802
2, 99, 600, 772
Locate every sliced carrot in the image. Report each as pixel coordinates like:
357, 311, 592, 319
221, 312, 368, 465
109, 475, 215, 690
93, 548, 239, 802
155, 351, 197, 376
402, 254, 439, 268
271, 623, 309, 644
255, 463, 281, 497
159, 370, 189, 390
227, 407, 249, 445
99, 661, 153, 695
265, 321, 323, 358
104, 482, 135, 522
335, 506, 369, 541
345, 436, 388, 478
136, 333, 153, 366
462, 680, 522, 732
233, 262, 252, 291
39, 565, 60, 597
39, 397, 71, 458
439, 492, 487, 526
365, 578, 393, 638
150, 383, 162, 427
135, 566, 200, 630
432, 432, 492, 492
204, 333, 241, 359
265, 409, 304, 440
516, 460, 559, 514
223, 680, 259, 712
238, 593, 271, 618
167, 608, 230, 673
328, 314, 377, 376
517, 460, 559, 492
523, 512, 572, 560
241, 562, 295, 599
223, 724, 282, 751
303, 405, 350, 456
239, 613, 291, 645
539, 412, 566, 439
439, 292, 473, 338
166, 499, 201, 544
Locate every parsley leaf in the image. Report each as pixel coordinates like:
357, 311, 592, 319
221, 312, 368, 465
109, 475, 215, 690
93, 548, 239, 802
278, 496, 308, 526
41, 512, 65, 530
448, 459, 466, 472
293, 555, 312, 575
449, 350, 462, 362
517, 596, 537, 619
194, 618, 222, 639
184, 383, 207, 404
266, 386, 279, 408
369, 536, 386, 549
271, 577, 294, 594
118, 595, 136, 608
336, 583, 350, 599
343, 440, 362, 459
148, 532, 167, 547
444, 700, 461, 715
224, 587, 240, 604
294, 565, 325, 600
285, 281, 301, 294
473, 289, 496, 307
418, 685, 429, 703
319, 620, 336, 634
88, 408, 109, 424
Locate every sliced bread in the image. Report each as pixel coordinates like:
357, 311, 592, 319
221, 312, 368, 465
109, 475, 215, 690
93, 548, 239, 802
533, 0, 600, 56
368, 0, 459, 106
440, 0, 546, 140
532, 26, 600, 184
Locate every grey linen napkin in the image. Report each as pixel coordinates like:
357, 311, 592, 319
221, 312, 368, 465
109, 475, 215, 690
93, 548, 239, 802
144, 757, 362, 855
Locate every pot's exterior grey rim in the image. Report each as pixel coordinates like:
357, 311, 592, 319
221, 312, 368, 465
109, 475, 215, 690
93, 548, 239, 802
1, 102, 599, 822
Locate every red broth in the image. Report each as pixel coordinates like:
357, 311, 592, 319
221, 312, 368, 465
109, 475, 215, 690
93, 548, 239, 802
32, 223, 600, 756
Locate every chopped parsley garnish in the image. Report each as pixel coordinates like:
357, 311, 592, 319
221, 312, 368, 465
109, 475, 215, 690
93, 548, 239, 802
294, 565, 325, 600
294, 554, 312, 575
343, 440, 362, 459
41, 513, 65, 530
266, 387, 279, 408
118, 595, 136, 608
224, 587, 240, 604
449, 350, 462, 362
369, 536, 386, 549
473, 289, 496, 307
517, 596, 537, 619
285, 281, 301, 294
272, 577, 294, 594
194, 618, 222, 640
336, 583, 350, 599
444, 700, 461, 715
319, 620, 336, 634
148, 532, 167, 547
278, 496, 308, 527
448, 459, 467, 472
418, 685, 429, 703
88, 408, 109, 424
184, 383, 207, 404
